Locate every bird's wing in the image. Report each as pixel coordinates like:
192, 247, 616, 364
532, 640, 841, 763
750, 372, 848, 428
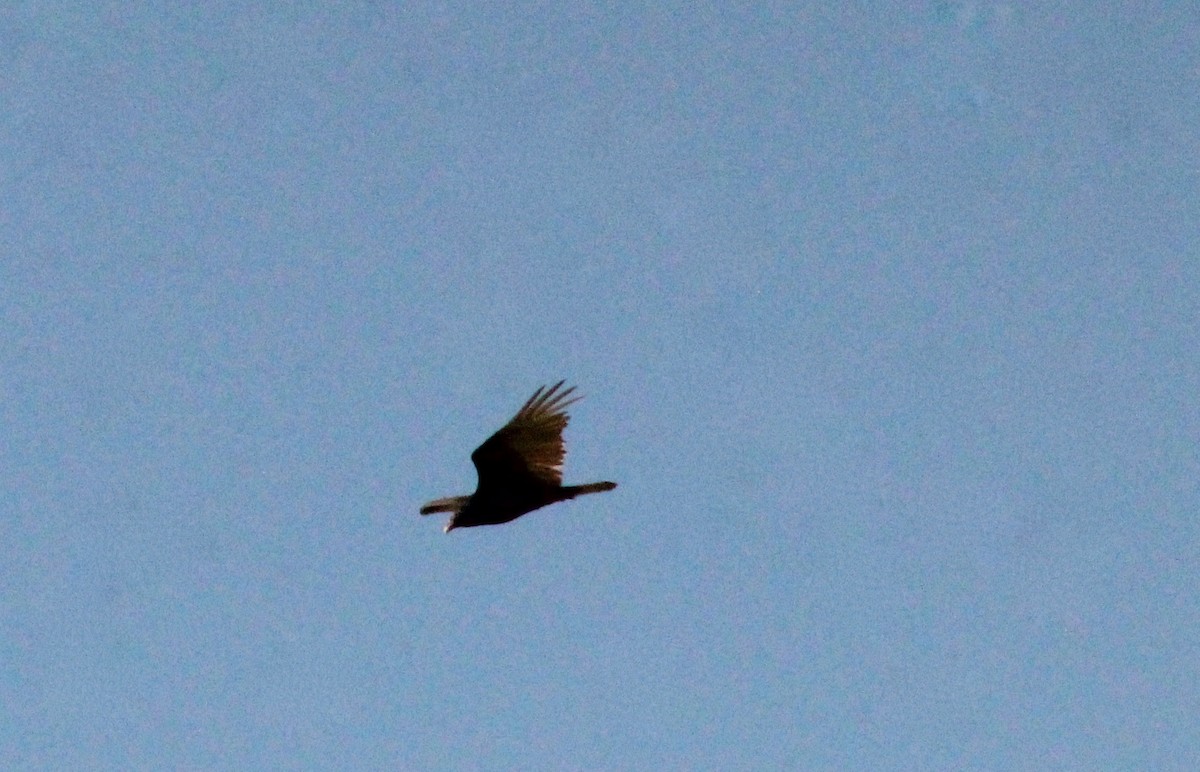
471, 381, 581, 489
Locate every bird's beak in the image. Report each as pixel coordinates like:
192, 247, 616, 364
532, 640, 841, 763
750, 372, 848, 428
444, 522, 456, 533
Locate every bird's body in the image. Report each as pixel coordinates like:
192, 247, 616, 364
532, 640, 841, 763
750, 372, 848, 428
420, 381, 617, 531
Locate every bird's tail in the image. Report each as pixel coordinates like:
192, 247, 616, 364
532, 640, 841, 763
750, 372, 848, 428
419, 495, 471, 515
562, 481, 618, 499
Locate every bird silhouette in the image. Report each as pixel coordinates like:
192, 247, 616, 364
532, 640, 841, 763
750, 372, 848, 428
420, 381, 617, 532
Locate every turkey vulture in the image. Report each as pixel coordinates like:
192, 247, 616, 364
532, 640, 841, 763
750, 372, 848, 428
420, 381, 617, 532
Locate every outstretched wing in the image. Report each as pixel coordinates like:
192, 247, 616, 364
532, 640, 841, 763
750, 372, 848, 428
471, 381, 581, 490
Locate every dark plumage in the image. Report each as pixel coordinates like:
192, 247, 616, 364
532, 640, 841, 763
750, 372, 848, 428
420, 381, 617, 532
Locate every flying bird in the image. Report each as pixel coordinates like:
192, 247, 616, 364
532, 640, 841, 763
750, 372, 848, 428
420, 381, 617, 532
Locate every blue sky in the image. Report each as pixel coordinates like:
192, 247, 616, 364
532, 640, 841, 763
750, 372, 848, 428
2, 3, 1198, 769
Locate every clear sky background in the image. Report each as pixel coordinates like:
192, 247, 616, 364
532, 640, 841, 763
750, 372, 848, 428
2, 3, 1198, 769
